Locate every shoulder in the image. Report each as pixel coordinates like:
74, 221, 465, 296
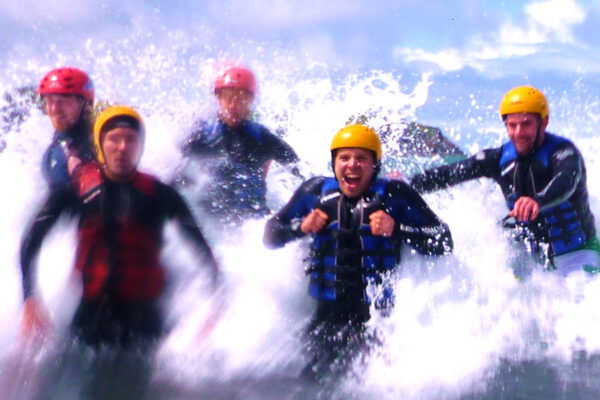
131, 171, 162, 195
535, 133, 581, 166
241, 120, 272, 143
192, 118, 217, 132
381, 179, 430, 207
380, 178, 416, 196
545, 133, 580, 154
189, 119, 220, 140
298, 176, 328, 195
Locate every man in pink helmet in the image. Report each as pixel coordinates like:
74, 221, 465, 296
179, 65, 301, 223
38, 67, 96, 188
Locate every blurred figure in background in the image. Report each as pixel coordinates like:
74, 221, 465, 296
177, 64, 302, 224
20, 105, 221, 348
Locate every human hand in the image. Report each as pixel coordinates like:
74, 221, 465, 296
300, 208, 329, 234
509, 196, 539, 222
20, 297, 52, 343
67, 155, 82, 176
369, 210, 395, 236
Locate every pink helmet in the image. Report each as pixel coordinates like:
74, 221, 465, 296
38, 67, 95, 102
214, 66, 257, 96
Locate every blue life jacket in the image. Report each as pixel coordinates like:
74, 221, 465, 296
42, 138, 71, 188
499, 134, 586, 256
307, 178, 398, 305
205, 119, 267, 213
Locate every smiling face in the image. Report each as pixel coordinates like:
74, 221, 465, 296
43, 94, 84, 131
333, 147, 375, 198
216, 87, 254, 128
505, 113, 548, 155
101, 127, 143, 182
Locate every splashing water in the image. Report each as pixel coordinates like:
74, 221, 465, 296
2, 16, 600, 400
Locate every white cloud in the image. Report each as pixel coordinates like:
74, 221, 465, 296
526, 0, 586, 42
395, 0, 588, 72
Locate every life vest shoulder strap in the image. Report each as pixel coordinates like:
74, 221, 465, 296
76, 162, 103, 199
131, 171, 157, 196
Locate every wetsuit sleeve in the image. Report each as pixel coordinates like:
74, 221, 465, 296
20, 186, 78, 299
158, 183, 220, 281
263, 129, 300, 165
75, 136, 96, 162
410, 148, 502, 193
181, 121, 221, 157
263, 177, 324, 249
385, 180, 453, 255
70, 121, 96, 162
534, 142, 584, 211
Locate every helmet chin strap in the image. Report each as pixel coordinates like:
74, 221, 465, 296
530, 118, 544, 155
522, 117, 544, 158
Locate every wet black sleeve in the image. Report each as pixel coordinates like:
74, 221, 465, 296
262, 129, 300, 165
410, 148, 502, 193
263, 177, 325, 249
157, 182, 220, 281
20, 186, 78, 299
181, 121, 221, 157
535, 142, 584, 210
74, 130, 96, 162
385, 180, 453, 255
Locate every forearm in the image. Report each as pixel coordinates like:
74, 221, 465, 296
20, 206, 64, 299
410, 153, 492, 193
396, 221, 453, 255
263, 216, 304, 249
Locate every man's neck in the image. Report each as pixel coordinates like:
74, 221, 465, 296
104, 168, 137, 183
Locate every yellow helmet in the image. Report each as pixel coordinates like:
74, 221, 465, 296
330, 124, 382, 160
93, 105, 144, 163
499, 86, 549, 119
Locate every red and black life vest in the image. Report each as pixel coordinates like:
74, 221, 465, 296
74, 164, 166, 301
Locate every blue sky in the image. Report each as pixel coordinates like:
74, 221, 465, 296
1, 0, 598, 75
1, 0, 599, 145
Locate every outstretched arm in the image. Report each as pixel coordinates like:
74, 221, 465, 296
160, 183, 221, 285
19, 186, 75, 340
265, 130, 300, 166
410, 148, 501, 193
20, 187, 75, 299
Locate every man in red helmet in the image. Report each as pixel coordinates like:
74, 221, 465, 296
38, 67, 96, 188
178, 65, 301, 223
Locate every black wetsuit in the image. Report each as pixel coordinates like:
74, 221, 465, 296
264, 176, 452, 380
21, 165, 219, 347
181, 118, 299, 221
410, 132, 596, 258
42, 117, 95, 189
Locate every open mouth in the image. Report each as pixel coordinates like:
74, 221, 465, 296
343, 174, 361, 186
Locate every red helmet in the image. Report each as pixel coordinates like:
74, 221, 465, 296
38, 67, 95, 102
214, 66, 257, 96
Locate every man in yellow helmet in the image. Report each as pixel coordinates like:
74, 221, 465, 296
410, 86, 599, 277
20, 105, 220, 348
264, 124, 452, 381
